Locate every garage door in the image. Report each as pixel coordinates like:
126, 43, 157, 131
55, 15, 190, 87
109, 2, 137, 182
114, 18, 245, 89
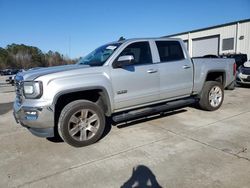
192, 36, 219, 57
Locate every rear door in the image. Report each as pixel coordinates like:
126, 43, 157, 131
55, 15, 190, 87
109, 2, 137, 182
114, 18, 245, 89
110, 41, 159, 110
155, 40, 193, 100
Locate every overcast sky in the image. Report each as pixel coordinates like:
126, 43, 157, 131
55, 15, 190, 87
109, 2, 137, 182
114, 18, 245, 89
0, 0, 249, 58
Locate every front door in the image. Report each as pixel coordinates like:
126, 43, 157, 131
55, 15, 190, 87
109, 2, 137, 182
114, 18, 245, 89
110, 41, 159, 110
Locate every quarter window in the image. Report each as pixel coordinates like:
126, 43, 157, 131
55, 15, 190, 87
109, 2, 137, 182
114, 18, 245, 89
118, 42, 152, 65
156, 41, 185, 62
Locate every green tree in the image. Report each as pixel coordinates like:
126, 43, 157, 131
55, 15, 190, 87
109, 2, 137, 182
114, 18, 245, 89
0, 47, 8, 69
0, 43, 75, 69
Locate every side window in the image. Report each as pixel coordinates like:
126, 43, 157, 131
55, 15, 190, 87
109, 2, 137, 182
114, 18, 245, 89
156, 41, 185, 62
119, 42, 152, 65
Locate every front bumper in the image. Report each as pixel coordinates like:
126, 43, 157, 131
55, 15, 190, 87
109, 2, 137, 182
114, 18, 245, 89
13, 101, 55, 138
236, 73, 250, 84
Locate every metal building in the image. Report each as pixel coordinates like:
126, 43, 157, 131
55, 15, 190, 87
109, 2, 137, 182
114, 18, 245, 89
163, 19, 250, 59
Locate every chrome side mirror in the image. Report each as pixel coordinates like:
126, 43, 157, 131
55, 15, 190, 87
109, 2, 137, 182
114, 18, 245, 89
113, 55, 135, 68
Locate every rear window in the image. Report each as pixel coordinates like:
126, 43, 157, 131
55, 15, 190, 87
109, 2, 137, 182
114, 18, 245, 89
156, 41, 184, 62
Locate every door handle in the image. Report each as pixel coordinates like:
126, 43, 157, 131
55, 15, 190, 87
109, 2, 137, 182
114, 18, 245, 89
182, 65, 191, 69
147, 69, 158, 73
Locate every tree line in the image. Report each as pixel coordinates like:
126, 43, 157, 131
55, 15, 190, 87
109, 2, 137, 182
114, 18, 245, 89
0, 43, 76, 69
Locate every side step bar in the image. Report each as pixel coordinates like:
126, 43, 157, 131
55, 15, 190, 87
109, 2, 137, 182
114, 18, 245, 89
112, 97, 197, 123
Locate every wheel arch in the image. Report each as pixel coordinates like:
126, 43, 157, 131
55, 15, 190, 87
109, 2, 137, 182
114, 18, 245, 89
204, 70, 226, 87
53, 87, 112, 127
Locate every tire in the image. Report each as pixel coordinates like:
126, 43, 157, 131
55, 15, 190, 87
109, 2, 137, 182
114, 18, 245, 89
226, 80, 235, 90
199, 81, 224, 111
58, 100, 105, 147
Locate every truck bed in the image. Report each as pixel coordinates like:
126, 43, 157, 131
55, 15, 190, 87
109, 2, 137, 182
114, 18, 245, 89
192, 58, 235, 93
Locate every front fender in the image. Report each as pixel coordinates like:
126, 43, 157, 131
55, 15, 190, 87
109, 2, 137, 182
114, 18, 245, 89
52, 86, 113, 116
37, 70, 114, 113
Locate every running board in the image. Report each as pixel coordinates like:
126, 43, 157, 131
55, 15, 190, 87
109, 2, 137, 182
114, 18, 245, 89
112, 97, 196, 123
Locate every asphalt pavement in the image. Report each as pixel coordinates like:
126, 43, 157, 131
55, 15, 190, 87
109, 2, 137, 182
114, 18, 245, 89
0, 75, 250, 188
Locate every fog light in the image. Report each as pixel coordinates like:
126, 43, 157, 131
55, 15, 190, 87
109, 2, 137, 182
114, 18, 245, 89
25, 111, 37, 115
25, 111, 38, 120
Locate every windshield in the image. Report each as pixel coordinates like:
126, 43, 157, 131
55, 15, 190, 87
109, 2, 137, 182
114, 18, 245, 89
77, 43, 121, 66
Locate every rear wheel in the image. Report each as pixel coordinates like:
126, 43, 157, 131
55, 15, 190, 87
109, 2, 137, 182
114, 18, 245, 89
58, 100, 105, 147
199, 81, 224, 111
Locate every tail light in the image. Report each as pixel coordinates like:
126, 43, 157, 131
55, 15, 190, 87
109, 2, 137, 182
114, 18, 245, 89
233, 63, 236, 76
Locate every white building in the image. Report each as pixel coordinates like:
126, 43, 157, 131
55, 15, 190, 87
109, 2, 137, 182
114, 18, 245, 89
163, 19, 250, 59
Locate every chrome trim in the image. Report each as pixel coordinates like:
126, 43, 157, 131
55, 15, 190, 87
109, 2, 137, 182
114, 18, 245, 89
13, 101, 54, 130
14, 75, 24, 105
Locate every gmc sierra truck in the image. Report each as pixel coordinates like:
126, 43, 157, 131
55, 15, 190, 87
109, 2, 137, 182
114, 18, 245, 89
13, 38, 236, 147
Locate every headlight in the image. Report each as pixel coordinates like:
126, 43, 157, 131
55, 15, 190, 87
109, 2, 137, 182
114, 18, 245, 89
23, 81, 43, 99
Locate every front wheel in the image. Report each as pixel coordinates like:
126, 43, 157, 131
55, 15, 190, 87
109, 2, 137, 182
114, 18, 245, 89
199, 81, 224, 111
58, 100, 105, 147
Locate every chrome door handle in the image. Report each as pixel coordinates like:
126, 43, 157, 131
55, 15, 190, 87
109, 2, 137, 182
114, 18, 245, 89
147, 69, 158, 73
182, 65, 191, 69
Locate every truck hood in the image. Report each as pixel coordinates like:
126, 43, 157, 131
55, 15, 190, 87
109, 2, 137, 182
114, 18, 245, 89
18, 64, 90, 81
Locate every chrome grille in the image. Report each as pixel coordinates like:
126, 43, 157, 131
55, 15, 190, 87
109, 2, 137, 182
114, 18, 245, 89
15, 75, 24, 105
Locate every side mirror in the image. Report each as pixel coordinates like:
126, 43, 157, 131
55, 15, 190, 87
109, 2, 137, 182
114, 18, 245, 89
113, 55, 135, 68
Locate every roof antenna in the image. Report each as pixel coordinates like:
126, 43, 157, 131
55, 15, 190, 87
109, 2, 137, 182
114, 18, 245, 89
118, 36, 125, 41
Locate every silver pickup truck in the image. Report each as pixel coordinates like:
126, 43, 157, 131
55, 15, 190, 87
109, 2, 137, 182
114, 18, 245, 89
13, 38, 236, 147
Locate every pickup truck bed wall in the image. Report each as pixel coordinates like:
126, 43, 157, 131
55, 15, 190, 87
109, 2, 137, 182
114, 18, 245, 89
192, 58, 235, 93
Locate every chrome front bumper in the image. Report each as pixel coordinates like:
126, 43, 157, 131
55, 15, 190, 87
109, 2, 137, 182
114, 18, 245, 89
13, 101, 55, 138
